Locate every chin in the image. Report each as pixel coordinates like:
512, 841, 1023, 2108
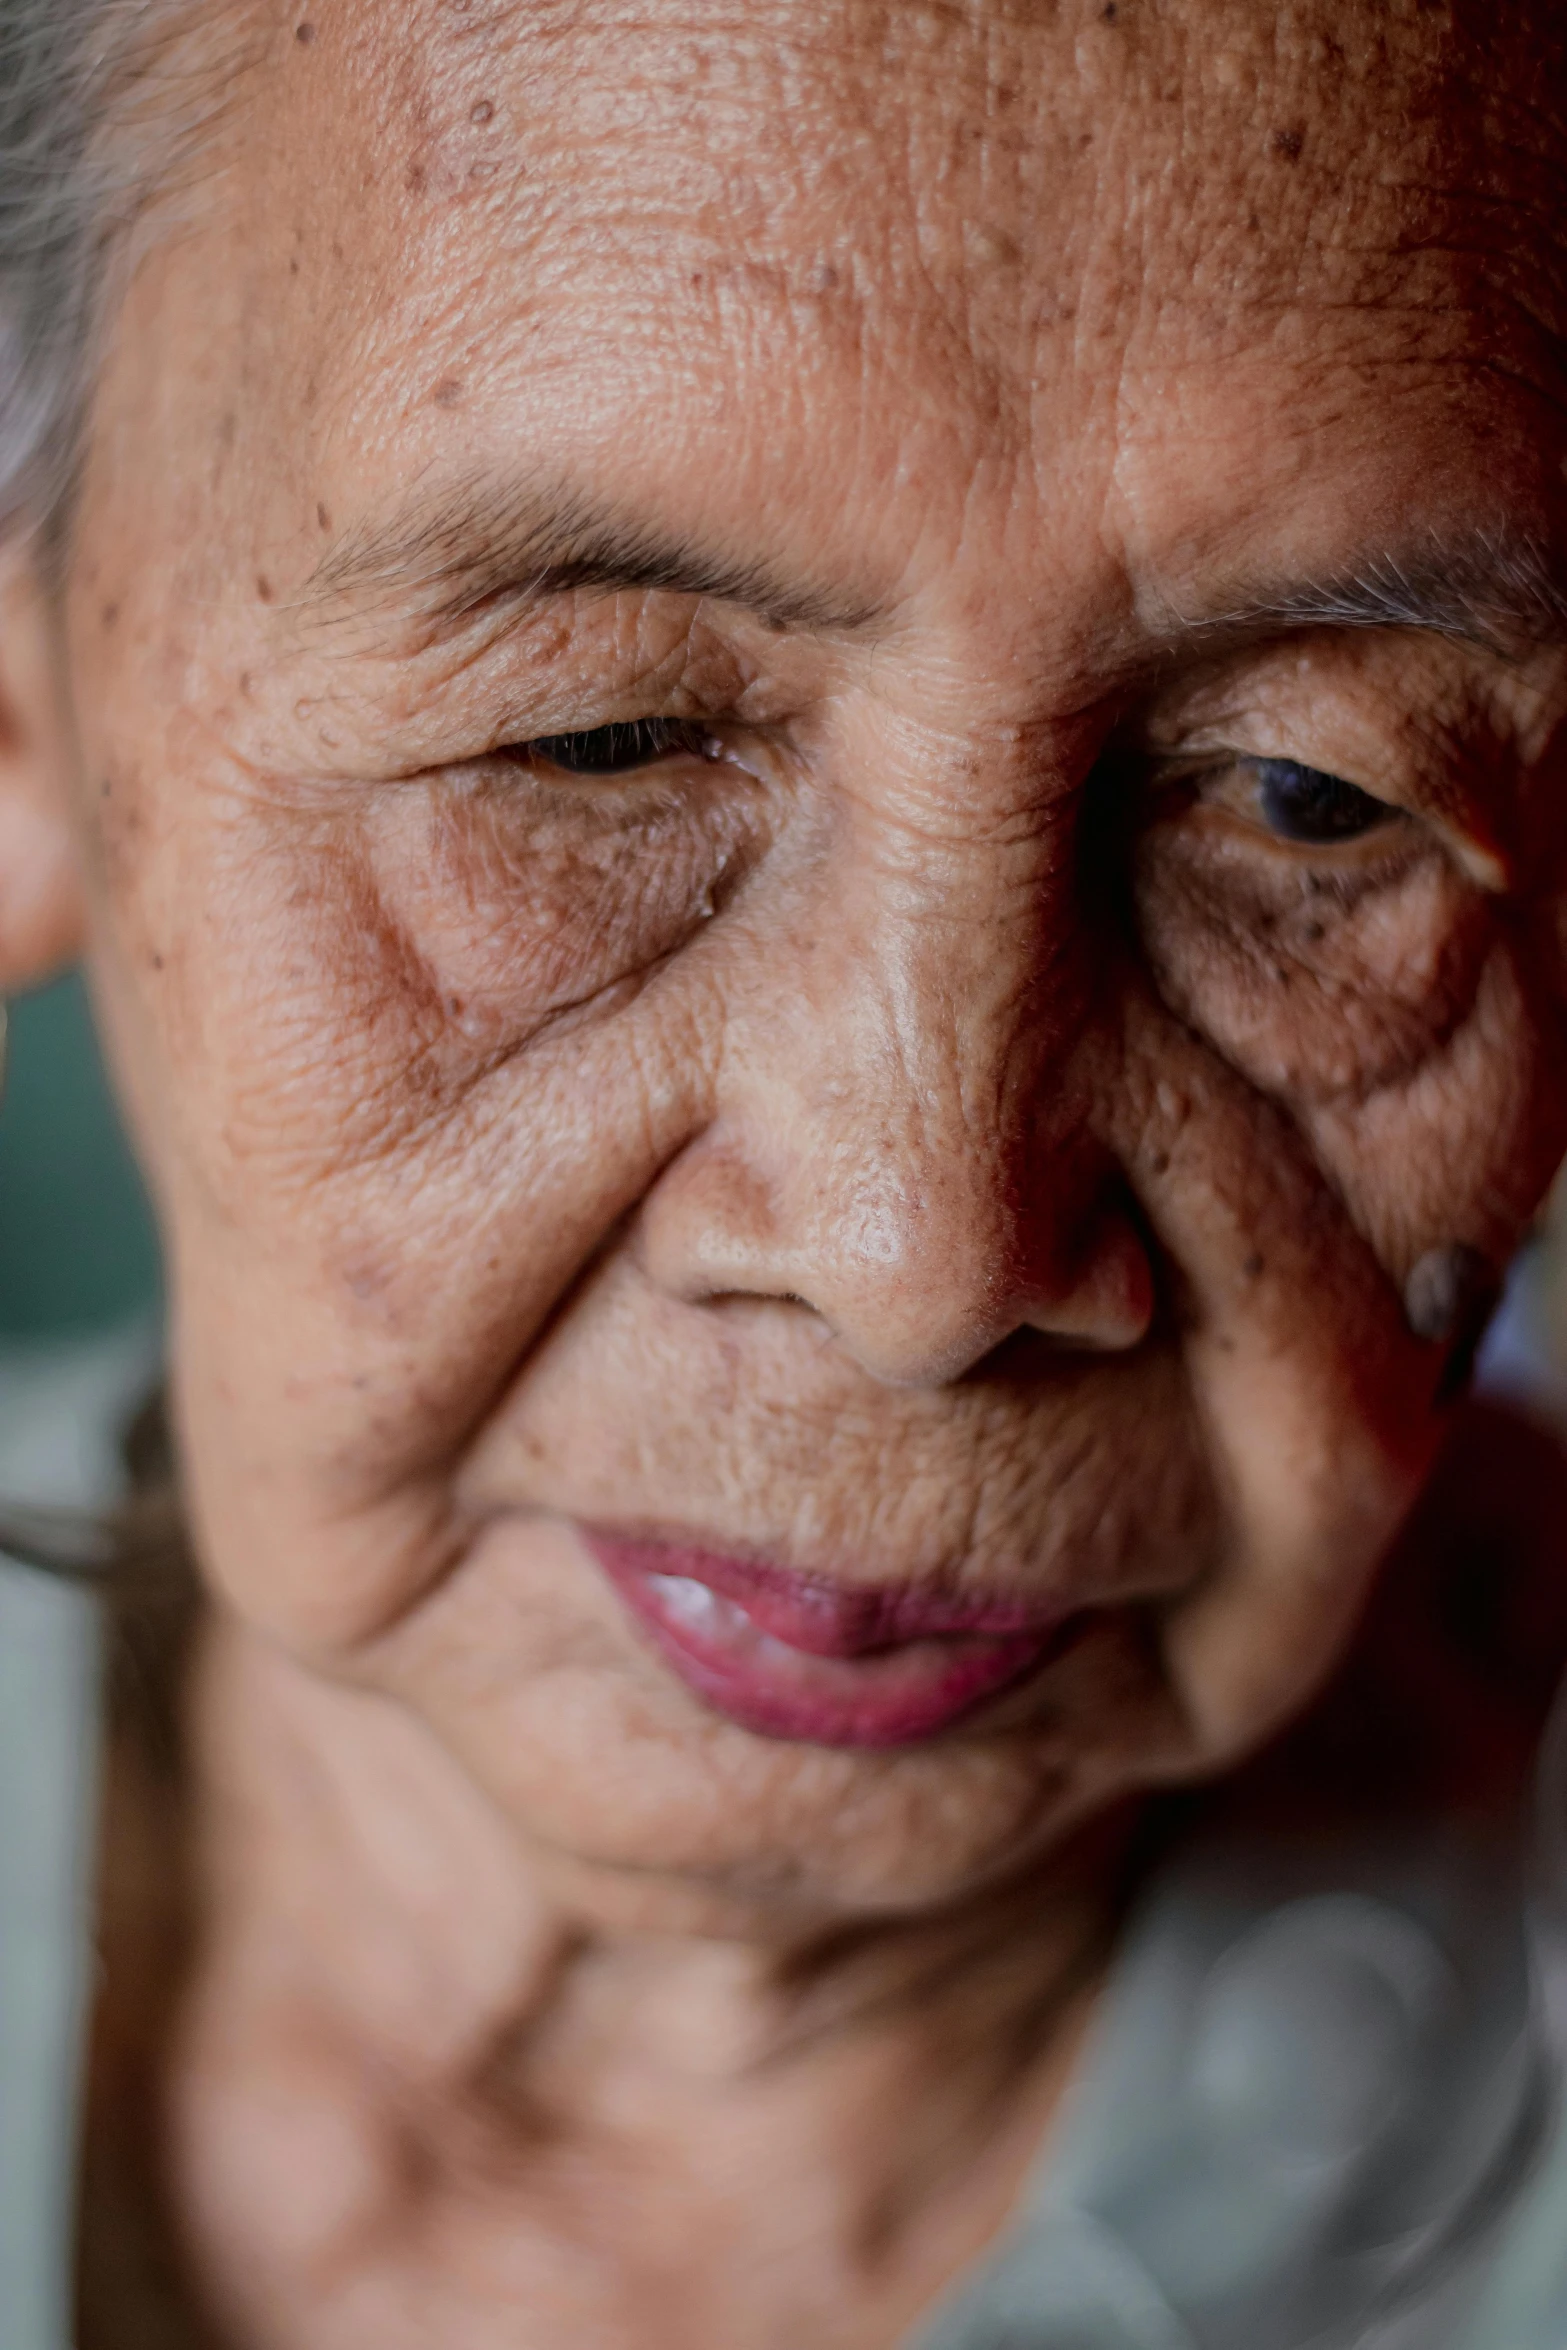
375, 1568, 1195, 1924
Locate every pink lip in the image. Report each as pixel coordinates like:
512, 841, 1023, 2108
584, 1531, 1071, 1748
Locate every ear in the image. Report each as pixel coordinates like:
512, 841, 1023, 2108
0, 541, 85, 991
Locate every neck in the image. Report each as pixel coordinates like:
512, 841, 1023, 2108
141, 1615, 1139, 2346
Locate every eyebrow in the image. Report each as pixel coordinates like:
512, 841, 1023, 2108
303, 476, 884, 640
1175, 529, 1567, 655
305, 483, 1567, 664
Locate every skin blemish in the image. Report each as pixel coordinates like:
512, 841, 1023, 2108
100, 601, 118, 630
316, 503, 331, 532
407, 160, 429, 195
432, 378, 466, 407
1404, 1242, 1497, 1350
1270, 126, 1306, 160
470, 98, 495, 123
967, 224, 1020, 267
295, 19, 315, 42
256, 574, 274, 603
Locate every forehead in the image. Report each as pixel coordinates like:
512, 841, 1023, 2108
115, 0, 1567, 613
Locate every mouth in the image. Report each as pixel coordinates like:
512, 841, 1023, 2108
583, 1529, 1075, 1747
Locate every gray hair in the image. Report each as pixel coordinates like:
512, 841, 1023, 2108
0, 0, 222, 544
0, 0, 119, 533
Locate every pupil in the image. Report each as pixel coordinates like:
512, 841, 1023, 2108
1254, 758, 1391, 844
530, 719, 701, 776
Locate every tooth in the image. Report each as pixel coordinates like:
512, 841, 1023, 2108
648, 1572, 721, 1630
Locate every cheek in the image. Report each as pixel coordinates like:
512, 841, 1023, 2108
364, 771, 762, 1049
1101, 984, 1447, 1763
1306, 929, 1567, 1268
1130, 818, 1567, 1269
1131, 822, 1491, 1103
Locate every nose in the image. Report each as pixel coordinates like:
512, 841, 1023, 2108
636, 847, 1154, 1388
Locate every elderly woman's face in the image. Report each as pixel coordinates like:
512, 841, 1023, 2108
59, 0, 1567, 1914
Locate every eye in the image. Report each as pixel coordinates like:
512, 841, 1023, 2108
1251, 757, 1399, 845
524, 718, 713, 777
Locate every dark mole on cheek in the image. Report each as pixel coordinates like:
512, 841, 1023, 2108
1405, 1243, 1493, 1343
1405, 1244, 1500, 1403
256, 574, 274, 603
294, 20, 315, 42
432, 378, 466, 407
470, 97, 494, 123
1270, 126, 1305, 161
316, 502, 331, 531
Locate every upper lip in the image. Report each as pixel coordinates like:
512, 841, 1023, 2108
581, 1528, 1073, 1657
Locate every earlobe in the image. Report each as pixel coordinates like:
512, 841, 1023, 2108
0, 545, 85, 991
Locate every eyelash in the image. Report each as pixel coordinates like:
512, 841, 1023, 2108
512, 719, 1403, 869
522, 718, 715, 777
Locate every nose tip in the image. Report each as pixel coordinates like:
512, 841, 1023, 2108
812, 1186, 1155, 1385
637, 1135, 1155, 1387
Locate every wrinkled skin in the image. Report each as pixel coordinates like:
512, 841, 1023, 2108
4, 0, 1567, 2341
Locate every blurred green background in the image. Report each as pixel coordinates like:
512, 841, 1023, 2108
0, 972, 161, 1337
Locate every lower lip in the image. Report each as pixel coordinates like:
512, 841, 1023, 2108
584, 1532, 1066, 1748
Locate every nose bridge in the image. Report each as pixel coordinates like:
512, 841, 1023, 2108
776, 832, 1092, 1337
639, 786, 1146, 1387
